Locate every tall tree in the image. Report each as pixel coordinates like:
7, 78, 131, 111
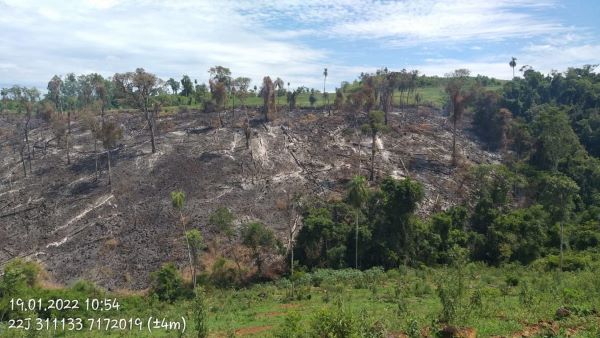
346, 175, 368, 269
113, 68, 160, 153
241, 222, 277, 277
20, 88, 39, 170
47, 75, 64, 114
309, 90, 316, 108
334, 88, 344, 113
323, 68, 329, 115
180, 75, 194, 99
509, 57, 517, 78
171, 190, 196, 288
47, 75, 73, 163
208, 66, 232, 87
445, 69, 472, 166
362, 110, 386, 181
208, 66, 232, 115
274, 77, 284, 111
260, 76, 275, 122
166, 78, 180, 95
209, 207, 243, 279
185, 229, 205, 286
538, 174, 579, 271
233, 77, 251, 109
62, 73, 79, 164
98, 119, 122, 188
81, 110, 101, 180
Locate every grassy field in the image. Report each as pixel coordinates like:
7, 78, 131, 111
2, 264, 599, 337
161, 84, 504, 113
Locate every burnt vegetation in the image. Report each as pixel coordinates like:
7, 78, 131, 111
1, 65, 599, 302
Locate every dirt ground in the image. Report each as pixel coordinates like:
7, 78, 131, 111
0, 106, 500, 289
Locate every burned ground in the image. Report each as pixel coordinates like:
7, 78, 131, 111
0, 107, 500, 289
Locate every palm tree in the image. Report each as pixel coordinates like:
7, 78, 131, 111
346, 175, 368, 269
509, 57, 517, 78
274, 77, 284, 112
323, 68, 329, 115
362, 110, 386, 181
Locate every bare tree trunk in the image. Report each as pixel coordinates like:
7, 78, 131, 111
355, 210, 359, 269
67, 110, 71, 164
20, 149, 27, 177
107, 149, 112, 188
229, 237, 244, 283
94, 139, 99, 181
146, 110, 156, 153
560, 222, 564, 272
25, 129, 32, 171
452, 116, 457, 166
370, 132, 376, 181
180, 210, 196, 288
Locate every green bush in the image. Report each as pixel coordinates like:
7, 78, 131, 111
192, 287, 209, 338
310, 307, 355, 337
210, 257, 239, 288
150, 263, 184, 302
532, 253, 594, 271
274, 311, 306, 338
0, 259, 41, 294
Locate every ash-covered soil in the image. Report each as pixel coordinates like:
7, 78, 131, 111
0, 107, 500, 289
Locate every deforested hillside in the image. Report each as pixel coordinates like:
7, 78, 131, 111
0, 104, 499, 289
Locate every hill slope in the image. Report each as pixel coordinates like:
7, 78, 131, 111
0, 107, 500, 289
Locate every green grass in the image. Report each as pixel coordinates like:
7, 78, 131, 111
159, 83, 504, 114
2, 264, 599, 337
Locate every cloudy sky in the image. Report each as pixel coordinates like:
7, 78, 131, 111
1, 0, 599, 90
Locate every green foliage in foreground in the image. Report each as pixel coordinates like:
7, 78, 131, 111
2, 259, 600, 337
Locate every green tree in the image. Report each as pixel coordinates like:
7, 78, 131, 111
209, 207, 243, 279
530, 106, 581, 171
192, 287, 209, 338
309, 90, 317, 108
537, 173, 580, 271
171, 190, 196, 288
233, 77, 251, 110
346, 175, 368, 269
241, 222, 277, 276
371, 177, 424, 267
186, 229, 206, 280
166, 78, 180, 95
180, 75, 194, 98
490, 205, 550, 264
361, 110, 386, 181
113, 68, 161, 153
150, 263, 183, 302
509, 57, 517, 78
208, 66, 232, 87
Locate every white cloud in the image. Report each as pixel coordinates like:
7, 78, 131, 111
0, 0, 596, 89
235, 0, 564, 45
0, 0, 331, 88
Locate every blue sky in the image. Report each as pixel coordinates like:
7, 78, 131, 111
1, 0, 599, 90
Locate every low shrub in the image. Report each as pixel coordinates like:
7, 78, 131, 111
150, 263, 185, 302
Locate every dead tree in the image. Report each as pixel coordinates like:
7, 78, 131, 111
260, 76, 275, 122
